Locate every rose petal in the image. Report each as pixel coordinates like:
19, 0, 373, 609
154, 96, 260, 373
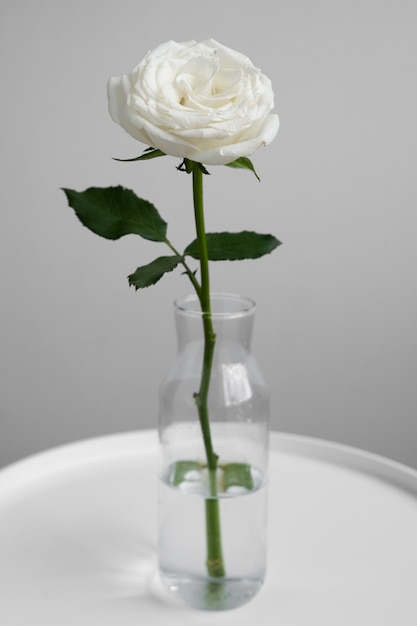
188, 114, 280, 165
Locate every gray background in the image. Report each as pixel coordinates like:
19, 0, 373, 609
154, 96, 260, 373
1, 0, 416, 469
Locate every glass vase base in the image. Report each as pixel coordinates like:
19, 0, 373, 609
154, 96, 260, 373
160, 573, 264, 611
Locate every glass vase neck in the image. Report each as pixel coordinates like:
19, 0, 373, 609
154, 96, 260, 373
174, 293, 256, 348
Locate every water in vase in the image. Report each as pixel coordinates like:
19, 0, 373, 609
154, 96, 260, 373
158, 460, 267, 610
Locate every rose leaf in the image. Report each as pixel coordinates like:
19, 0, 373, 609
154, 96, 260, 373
62, 186, 167, 242
128, 255, 182, 290
184, 231, 281, 261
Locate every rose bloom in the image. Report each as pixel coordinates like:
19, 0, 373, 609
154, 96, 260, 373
107, 39, 279, 166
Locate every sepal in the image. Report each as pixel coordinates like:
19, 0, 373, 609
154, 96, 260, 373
225, 157, 260, 181
112, 148, 166, 162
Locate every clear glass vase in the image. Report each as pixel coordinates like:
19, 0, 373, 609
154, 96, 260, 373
158, 293, 270, 610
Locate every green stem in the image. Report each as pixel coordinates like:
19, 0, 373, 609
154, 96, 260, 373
191, 163, 225, 579
165, 238, 202, 299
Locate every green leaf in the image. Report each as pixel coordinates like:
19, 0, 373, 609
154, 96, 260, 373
184, 231, 281, 261
62, 186, 167, 242
112, 148, 166, 162
222, 463, 254, 491
172, 460, 203, 486
128, 255, 182, 290
225, 157, 260, 181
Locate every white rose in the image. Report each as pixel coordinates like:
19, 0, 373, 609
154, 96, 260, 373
107, 39, 279, 166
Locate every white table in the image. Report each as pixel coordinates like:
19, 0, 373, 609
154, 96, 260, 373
1, 431, 416, 625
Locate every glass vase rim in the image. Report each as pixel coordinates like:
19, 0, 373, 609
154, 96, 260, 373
174, 292, 256, 319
